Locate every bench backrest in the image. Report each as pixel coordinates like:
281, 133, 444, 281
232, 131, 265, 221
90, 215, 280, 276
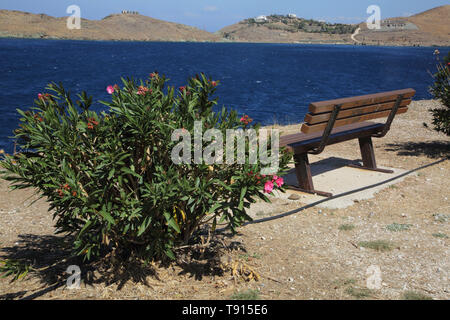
301, 88, 416, 134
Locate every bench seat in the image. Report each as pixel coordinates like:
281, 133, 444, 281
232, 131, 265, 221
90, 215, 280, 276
280, 121, 384, 154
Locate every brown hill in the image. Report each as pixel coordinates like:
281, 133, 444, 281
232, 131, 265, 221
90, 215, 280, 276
218, 15, 354, 44
355, 5, 450, 46
0, 10, 220, 42
219, 6, 450, 46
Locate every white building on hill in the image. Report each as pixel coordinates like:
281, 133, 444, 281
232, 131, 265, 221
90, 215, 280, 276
255, 15, 268, 22
122, 10, 139, 15
288, 13, 297, 18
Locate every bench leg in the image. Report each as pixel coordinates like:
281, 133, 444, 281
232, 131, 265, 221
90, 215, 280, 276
347, 136, 393, 173
287, 153, 332, 197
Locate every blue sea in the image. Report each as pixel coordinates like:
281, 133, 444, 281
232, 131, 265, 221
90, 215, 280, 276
0, 38, 448, 153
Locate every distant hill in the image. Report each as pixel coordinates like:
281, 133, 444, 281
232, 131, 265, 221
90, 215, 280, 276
0, 10, 220, 42
0, 6, 448, 46
218, 14, 356, 44
355, 5, 450, 46
219, 6, 450, 46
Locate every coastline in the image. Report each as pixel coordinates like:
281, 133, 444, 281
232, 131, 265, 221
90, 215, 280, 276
0, 35, 449, 48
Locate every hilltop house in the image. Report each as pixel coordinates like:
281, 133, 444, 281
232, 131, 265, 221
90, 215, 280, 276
255, 15, 268, 22
122, 10, 139, 15
288, 13, 297, 18
377, 19, 419, 31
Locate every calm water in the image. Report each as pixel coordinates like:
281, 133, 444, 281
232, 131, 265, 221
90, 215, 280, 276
0, 38, 448, 152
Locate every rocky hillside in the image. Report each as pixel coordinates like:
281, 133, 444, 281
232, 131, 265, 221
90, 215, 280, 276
0, 10, 220, 42
0, 6, 448, 46
355, 5, 450, 46
219, 6, 450, 46
218, 14, 356, 44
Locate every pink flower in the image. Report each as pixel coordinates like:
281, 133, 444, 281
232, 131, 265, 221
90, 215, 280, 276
275, 177, 284, 188
240, 114, 253, 125
38, 93, 51, 100
137, 86, 152, 95
264, 180, 274, 193
106, 85, 115, 94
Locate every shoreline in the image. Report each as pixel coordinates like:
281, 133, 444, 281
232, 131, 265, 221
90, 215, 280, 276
0, 35, 449, 48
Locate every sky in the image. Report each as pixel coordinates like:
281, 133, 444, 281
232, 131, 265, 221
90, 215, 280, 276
0, 0, 448, 32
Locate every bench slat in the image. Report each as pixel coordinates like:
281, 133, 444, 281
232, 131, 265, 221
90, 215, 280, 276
304, 99, 412, 125
282, 122, 384, 154
308, 88, 416, 114
301, 106, 408, 134
280, 122, 380, 146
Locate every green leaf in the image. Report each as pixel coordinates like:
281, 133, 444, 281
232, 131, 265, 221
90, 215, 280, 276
238, 186, 247, 210
137, 216, 152, 236
98, 207, 115, 225
163, 212, 180, 233
165, 248, 176, 260
121, 167, 142, 179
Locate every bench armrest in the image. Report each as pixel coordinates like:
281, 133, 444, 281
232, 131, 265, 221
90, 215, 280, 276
372, 94, 404, 138
309, 104, 342, 155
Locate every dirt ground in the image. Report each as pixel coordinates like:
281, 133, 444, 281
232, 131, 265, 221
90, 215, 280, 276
0, 99, 449, 300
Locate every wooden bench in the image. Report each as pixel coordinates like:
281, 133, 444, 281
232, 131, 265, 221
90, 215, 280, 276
280, 88, 416, 197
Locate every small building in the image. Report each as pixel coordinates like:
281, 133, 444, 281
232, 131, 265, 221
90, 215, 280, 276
122, 10, 139, 15
376, 19, 418, 31
288, 13, 297, 18
255, 15, 268, 22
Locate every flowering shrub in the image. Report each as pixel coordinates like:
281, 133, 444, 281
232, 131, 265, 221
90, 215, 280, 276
429, 50, 450, 135
0, 73, 291, 262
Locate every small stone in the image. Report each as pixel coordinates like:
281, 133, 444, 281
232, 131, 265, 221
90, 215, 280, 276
287, 277, 294, 282
288, 194, 301, 200
260, 236, 266, 240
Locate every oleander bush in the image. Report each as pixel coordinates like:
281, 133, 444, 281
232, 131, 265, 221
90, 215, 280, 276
429, 50, 450, 135
0, 73, 291, 263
